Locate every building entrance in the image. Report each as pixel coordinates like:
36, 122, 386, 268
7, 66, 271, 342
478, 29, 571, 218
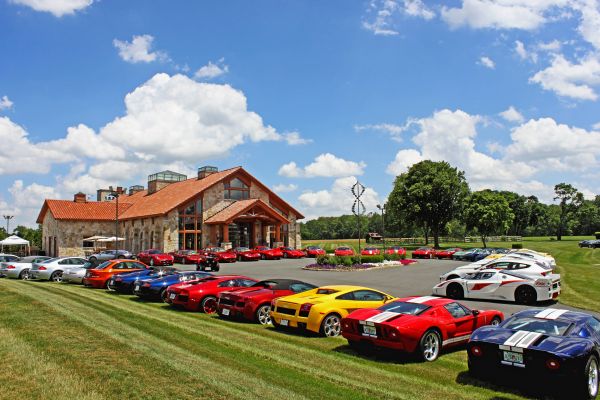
228, 222, 253, 248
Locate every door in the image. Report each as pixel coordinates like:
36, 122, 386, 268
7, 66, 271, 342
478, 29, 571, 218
465, 271, 502, 299
443, 302, 475, 339
335, 290, 388, 314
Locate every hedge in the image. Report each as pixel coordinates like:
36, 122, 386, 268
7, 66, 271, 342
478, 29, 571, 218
316, 254, 404, 266
512, 243, 523, 249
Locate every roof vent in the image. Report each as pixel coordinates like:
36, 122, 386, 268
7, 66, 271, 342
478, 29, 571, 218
198, 166, 218, 180
74, 192, 87, 203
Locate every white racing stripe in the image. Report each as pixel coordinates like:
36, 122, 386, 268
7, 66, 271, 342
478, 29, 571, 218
515, 332, 543, 348
545, 309, 568, 320
535, 309, 557, 319
406, 296, 437, 304
365, 311, 400, 323
504, 330, 529, 347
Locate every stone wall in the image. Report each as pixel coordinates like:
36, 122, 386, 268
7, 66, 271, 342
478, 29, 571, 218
249, 182, 269, 203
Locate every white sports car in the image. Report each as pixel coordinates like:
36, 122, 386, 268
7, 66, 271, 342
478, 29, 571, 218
440, 257, 553, 281
433, 269, 561, 304
509, 249, 556, 268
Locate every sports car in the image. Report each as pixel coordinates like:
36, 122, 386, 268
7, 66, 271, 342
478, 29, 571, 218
435, 248, 463, 259
385, 246, 406, 256
0, 256, 51, 279
133, 271, 213, 301
253, 246, 283, 260
303, 246, 326, 257
106, 267, 178, 294
88, 249, 135, 264
412, 247, 436, 259
217, 279, 317, 325
509, 249, 556, 268
452, 248, 480, 261
440, 257, 554, 281
341, 296, 503, 361
278, 246, 306, 258
202, 247, 237, 263
30, 257, 88, 282
462, 248, 493, 262
62, 261, 99, 284
433, 269, 561, 304
166, 275, 257, 312
231, 247, 261, 261
169, 250, 204, 264
334, 247, 355, 256
136, 249, 174, 266
270, 285, 395, 337
83, 259, 149, 288
467, 308, 599, 399
361, 247, 381, 256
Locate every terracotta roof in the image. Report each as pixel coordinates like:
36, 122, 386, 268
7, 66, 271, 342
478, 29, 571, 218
118, 167, 242, 220
204, 199, 289, 224
36, 200, 133, 223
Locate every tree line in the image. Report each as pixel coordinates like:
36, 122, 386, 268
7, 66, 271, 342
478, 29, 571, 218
300, 160, 600, 247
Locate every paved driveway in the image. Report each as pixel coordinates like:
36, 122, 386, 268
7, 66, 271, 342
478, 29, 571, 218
178, 257, 595, 317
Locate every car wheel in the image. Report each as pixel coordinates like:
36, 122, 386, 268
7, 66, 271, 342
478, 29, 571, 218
201, 296, 218, 314
89, 256, 97, 263
514, 285, 536, 305
490, 316, 502, 326
50, 271, 63, 283
181, 258, 186, 265
418, 329, 441, 362
320, 313, 342, 337
238, 255, 242, 261
447, 283, 464, 300
261, 254, 265, 260
19, 269, 30, 280
283, 253, 288, 258
255, 304, 272, 325
579, 355, 599, 399
150, 259, 155, 266
160, 288, 169, 303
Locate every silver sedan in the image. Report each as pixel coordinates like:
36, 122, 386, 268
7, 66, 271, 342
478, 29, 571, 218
0, 256, 51, 279
30, 257, 88, 282
62, 262, 96, 284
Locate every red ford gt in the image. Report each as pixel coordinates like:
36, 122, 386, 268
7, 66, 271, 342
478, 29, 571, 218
217, 279, 317, 325
231, 247, 261, 261
278, 247, 305, 259
137, 249, 174, 266
341, 296, 503, 361
253, 246, 283, 260
411, 247, 436, 259
434, 248, 463, 259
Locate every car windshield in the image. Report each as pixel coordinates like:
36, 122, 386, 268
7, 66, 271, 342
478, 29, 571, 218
256, 247, 268, 251
337, 247, 350, 251
282, 247, 294, 251
83, 262, 95, 269
378, 301, 430, 315
503, 317, 571, 336
148, 250, 161, 254
211, 248, 225, 252
365, 248, 377, 251
236, 247, 250, 251
307, 246, 320, 250
95, 261, 112, 270
40, 258, 58, 264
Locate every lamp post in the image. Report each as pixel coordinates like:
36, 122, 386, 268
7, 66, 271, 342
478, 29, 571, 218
3, 215, 14, 235
111, 191, 120, 250
376, 204, 386, 254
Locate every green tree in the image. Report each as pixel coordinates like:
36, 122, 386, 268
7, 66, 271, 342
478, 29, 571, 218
573, 201, 600, 235
554, 183, 584, 241
387, 160, 470, 248
14, 225, 42, 248
463, 190, 514, 248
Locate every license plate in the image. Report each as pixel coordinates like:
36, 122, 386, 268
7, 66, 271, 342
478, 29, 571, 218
362, 325, 377, 337
135, 284, 140, 291
169, 293, 176, 300
222, 308, 230, 316
503, 351, 524, 364
280, 319, 289, 326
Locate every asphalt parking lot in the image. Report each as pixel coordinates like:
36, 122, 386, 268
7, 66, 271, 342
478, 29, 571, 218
176, 257, 593, 317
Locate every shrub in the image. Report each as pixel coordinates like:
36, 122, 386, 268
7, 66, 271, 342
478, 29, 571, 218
341, 256, 354, 267
360, 255, 384, 264
316, 255, 330, 265
511, 243, 523, 249
595, 232, 600, 239
384, 253, 405, 261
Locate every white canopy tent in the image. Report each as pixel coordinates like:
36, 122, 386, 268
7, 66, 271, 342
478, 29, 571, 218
0, 235, 30, 255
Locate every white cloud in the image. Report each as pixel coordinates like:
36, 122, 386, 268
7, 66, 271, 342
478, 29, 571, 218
515, 40, 528, 60
283, 131, 312, 145
298, 176, 380, 219
9, 0, 93, 17
530, 53, 600, 100
113, 34, 167, 64
194, 59, 229, 80
537, 40, 562, 52
593, 122, 600, 130
403, 0, 435, 20
44, 124, 126, 160
273, 183, 298, 193
499, 106, 525, 123
354, 123, 405, 141
386, 149, 424, 175
363, 0, 434, 36
7, 180, 60, 228
279, 153, 366, 178
478, 56, 496, 69
0, 96, 13, 111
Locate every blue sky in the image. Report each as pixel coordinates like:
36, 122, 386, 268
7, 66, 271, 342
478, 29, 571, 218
1, 0, 600, 227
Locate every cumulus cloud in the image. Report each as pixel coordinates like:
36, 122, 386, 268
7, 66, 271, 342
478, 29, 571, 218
44, 124, 126, 159
9, 0, 93, 17
194, 59, 229, 80
478, 56, 496, 69
530, 53, 600, 100
279, 153, 366, 178
7, 180, 60, 228
113, 34, 167, 63
593, 122, 600, 130
0, 96, 13, 111
354, 123, 405, 141
386, 149, 424, 175
499, 106, 525, 123
273, 183, 298, 193
363, 0, 435, 36
283, 131, 312, 145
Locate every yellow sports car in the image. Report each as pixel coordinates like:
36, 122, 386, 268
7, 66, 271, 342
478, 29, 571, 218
270, 285, 394, 337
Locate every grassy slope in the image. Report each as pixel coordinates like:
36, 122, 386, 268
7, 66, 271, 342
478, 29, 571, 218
0, 279, 531, 400
304, 236, 600, 311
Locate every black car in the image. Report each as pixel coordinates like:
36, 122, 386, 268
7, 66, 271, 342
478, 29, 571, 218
196, 255, 219, 272
88, 249, 135, 264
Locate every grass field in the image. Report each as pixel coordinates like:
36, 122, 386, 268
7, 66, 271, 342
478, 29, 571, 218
304, 236, 600, 312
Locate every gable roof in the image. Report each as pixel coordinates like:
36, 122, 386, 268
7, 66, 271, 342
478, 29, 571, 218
36, 199, 133, 223
204, 198, 289, 225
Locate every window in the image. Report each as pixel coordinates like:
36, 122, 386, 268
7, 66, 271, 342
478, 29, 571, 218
237, 279, 257, 287
178, 196, 203, 251
444, 303, 471, 318
224, 177, 250, 200
290, 283, 317, 293
353, 290, 386, 301
587, 318, 600, 336
218, 279, 237, 288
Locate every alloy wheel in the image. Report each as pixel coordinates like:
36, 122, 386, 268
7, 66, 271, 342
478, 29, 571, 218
422, 332, 440, 361
256, 305, 271, 325
322, 315, 341, 337
589, 358, 599, 398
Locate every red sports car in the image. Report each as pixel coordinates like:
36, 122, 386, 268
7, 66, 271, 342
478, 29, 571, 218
341, 296, 503, 361
253, 246, 283, 260
411, 247, 436, 259
361, 247, 381, 256
385, 246, 406, 256
137, 249, 174, 266
169, 250, 206, 264
217, 279, 317, 325
334, 246, 355, 256
434, 248, 463, 259
231, 247, 261, 261
278, 246, 305, 258
166, 275, 258, 313
303, 246, 326, 257
202, 247, 237, 263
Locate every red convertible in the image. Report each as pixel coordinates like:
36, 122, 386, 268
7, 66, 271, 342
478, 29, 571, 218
334, 246, 355, 256
385, 246, 406, 256
361, 247, 381, 256
137, 249, 174, 266
278, 246, 305, 258
411, 247, 436, 259
253, 246, 283, 260
303, 246, 326, 257
202, 247, 237, 263
217, 279, 316, 325
231, 247, 261, 261
341, 296, 503, 361
434, 248, 463, 259
166, 275, 258, 313
169, 250, 205, 264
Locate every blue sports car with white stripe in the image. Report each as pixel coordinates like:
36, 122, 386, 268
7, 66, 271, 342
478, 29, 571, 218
467, 308, 599, 399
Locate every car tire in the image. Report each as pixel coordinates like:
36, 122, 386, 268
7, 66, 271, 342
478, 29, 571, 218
201, 296, 218, 314
261, 254, 265, 260
238, 255, 242, 261
490, 316, 502, 326
89, 256, 97, 263
447, 283, 464, 300
577, 355, 599, 400
181, 258, 186, 265
514, 285, 536, 305
255, 304, 272, 325
320, 313, 342, 337
160, 288, 169, 303
283, 253, 288, 258
150, 259, 155, 266
418, 329, 441, 362
19, 269, 30, 280
50, 271, 63, 283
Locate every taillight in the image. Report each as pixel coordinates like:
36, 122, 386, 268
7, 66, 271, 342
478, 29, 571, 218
7, 265, 16, 269
38, 266, 47, 270
546, 358, 560, 370
179, 290, 188, 296
115, 277, 122, 282
541, 271, 548, 276
142, 282, 151, 287
470, 345, 483, 357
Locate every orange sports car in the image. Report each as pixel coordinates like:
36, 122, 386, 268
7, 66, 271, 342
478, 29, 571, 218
83, 259, 149, 289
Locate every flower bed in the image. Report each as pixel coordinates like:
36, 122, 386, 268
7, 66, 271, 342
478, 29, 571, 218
303, 259, 417, 271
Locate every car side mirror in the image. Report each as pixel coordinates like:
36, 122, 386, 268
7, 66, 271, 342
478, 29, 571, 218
472, 310, 480, 316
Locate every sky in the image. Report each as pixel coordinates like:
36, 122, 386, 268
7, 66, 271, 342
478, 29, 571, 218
1, 0, 600, 228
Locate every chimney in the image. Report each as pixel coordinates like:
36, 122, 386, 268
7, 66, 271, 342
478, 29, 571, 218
116, 186, 125, 195
74, 192, 87, 203
198, 166, 218, 180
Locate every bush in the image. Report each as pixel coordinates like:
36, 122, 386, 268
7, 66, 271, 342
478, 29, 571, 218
359, 255, 384, 264
384, 253, 405, 261
316, 255, 329, 265
341, 256, 353, 266
595, 232, 600, 239
512, 243, 523, 249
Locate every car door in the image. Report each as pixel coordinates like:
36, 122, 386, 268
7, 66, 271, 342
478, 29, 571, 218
443, 302, 476, 339
464, 271, 502, 299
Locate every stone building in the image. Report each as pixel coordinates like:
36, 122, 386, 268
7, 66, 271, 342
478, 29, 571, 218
37, 166, 304, 257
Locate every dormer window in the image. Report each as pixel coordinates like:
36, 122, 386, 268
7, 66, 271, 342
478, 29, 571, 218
224, 178, 249, 200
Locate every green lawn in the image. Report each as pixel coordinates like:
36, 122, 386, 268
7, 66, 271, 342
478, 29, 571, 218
304, 236, 600, 311
0, 279, 535, 400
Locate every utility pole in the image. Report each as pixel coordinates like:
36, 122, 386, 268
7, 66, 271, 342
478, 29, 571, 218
3, 215, 14, 235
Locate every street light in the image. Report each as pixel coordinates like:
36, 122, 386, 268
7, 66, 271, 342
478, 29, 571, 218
111, 191, 120, 250
376, 204, 386, 254
3, 215, 14, 235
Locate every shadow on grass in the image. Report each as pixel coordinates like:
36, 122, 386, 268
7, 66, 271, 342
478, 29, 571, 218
331, 341, 466, 365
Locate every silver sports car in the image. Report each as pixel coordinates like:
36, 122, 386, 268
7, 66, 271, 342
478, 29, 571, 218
0, 255, 51, 279
62, 261, 97, 284
30, 257, 88, 282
